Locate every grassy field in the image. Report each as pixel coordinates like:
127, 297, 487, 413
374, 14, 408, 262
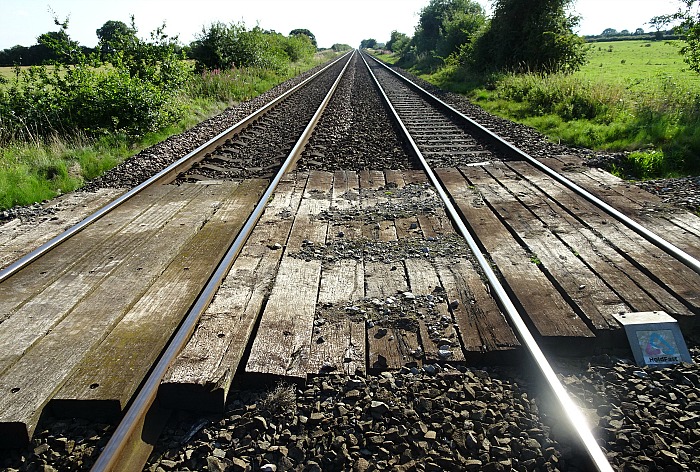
580, 40, 700, 86
408, 40, 700, 178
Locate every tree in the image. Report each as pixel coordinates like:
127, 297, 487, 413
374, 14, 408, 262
386, 31, 410, 54
37, 18, 82, 64
472, 0, 587, 73
96, 20, 137, 58
413, 0, 486, 56
602, 28, 619, 36
331, 43, 352, 52
635, 28, 645, 35
652, 0, 700, 73
289, 29, 317, 47
360, 38, 377, 49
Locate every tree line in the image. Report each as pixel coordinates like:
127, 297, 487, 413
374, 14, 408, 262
365, 0, 700, 75
0, 16, 321, 143
0, 20, 318, 68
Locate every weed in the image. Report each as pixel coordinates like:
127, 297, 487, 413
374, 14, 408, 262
258, 382, 297, 415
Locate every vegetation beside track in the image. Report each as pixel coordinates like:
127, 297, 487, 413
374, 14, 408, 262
372, 0, 700, 180
0, 16, 346, 211
417, 40, 700, 178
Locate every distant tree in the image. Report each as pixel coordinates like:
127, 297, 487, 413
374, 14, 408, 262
331, 43, 352, 52
602, 28, 619, 36
37, 25, 82, 64
360, 38, 377, 49
620, 29, 630, 35
0, 45, 28, 66
386, 31, 410, 54
413, 0, 486, 57
635, 28, 645, 35
652, 0, 700, 73
472, 0, 586, 73
289, 29, 317, 47
96, 20, 137, 58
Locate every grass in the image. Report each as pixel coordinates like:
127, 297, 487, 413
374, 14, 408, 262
0, 51, 339, 211
384, 40, 700, 179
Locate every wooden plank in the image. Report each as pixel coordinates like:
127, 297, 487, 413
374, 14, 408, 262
435, 258, 520, 359
245, 171, 333, 379
0, 183, 234, 446
307, 259, 366, 376
360, 171, 397, 242
511, 161, 700, 316
0, 185, 180, 320
541, 157, 700, 259
471, 163, 626, 333
244, 257, 322, 379
330, 170, 362, 241
404, 258, 465, 363
159, 177, 304, 412
403, 170, 429, 185
417, 214, 455, 240
384, 169, 406, 188
0, 185, 202, 374
51, 179, 267, 418
503, 161, 685, 319
364, 261, 421, 370
286, 171, 333, 251
436, 167, 594, 341
0, 188, 124, 270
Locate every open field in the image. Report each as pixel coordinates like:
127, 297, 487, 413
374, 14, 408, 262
579, 40, 700, 90
404, 39, 700, 178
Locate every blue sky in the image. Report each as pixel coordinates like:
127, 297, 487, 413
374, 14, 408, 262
0, 0, 685, 50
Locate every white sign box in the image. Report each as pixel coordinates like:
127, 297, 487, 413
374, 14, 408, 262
613, 311, 693, 366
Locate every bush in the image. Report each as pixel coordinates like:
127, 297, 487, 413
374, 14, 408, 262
189, 23, 315, 73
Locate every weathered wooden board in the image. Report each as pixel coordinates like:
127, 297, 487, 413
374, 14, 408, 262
384, 169, 406, 188
51, 180, 266, 418
307, 258, 366, 376
436, 167, 594, 341
245, 171, 333, 379
435, 258, 520, 359
503, 161, 686, 320
540, 156, 700, 259
364, 260, 421, 370
0, 185, 203, 375
244, 257, 322, 379
286, 171, 333, 251
402, 169, 429, 185
404, 258, 465, 363
0, 183, 235, 446
330, 170, 363, 241
360, 170, 398, 242
471, 163, 626, 333
159, 176, 305, 412
417, 214, 456, 240
511, 161, 700, 318
0, 184, 182, 320
0, 188, 124, 270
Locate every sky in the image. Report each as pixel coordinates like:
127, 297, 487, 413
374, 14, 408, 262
0, 0, 687, 51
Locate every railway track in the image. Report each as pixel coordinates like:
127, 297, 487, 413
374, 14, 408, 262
0, 50, 698, 471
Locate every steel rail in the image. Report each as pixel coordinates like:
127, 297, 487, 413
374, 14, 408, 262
364, 53, 700, 276
0, 51, 352, 284
360, 51, 614, 472
90, 50, 356, 472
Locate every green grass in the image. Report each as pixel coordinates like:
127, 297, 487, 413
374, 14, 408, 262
0, 51, 339, 211
579, 40, 700, 88
398, 40, 700, 179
